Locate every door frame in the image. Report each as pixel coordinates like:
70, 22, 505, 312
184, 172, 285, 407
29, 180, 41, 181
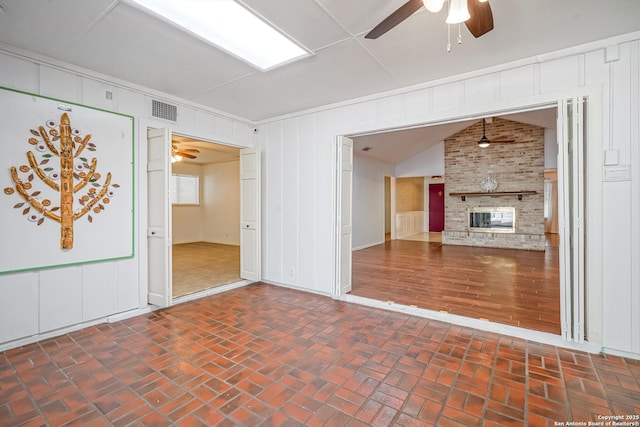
334, 87, 603, 345
384, 175, 396, 241
143, 122, 259, 307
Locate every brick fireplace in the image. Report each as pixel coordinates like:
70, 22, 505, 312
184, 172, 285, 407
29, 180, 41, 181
442, 117, 546, 251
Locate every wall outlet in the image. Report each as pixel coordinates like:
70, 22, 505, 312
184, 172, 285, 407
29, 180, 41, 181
289, 267, 295, 276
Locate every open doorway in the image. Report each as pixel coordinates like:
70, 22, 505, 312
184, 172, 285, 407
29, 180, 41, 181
147, 128, 260, 307
346, 106, 567, 335
394, 176, 445, 243
170, 136, 242, 298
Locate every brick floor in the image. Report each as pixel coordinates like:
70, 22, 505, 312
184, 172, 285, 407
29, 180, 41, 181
1, 283, 638, 426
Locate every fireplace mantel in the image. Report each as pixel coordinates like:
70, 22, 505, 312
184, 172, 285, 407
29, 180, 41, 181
449, 191, 537, 201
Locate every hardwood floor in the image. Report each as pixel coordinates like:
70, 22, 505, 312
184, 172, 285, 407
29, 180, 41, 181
172, 242, 240, 298
351, 239, 560, 335
401, 232, 442, 242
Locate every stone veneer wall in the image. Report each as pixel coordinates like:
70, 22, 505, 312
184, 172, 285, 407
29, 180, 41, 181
443, 117, 546, 250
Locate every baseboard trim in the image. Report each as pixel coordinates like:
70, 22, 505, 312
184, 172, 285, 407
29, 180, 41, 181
352, 241, 385, 251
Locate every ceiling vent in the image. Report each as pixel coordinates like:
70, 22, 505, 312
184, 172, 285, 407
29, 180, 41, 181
151, 99, 177, 122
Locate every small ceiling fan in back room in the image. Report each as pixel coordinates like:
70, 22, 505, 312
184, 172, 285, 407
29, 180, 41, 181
365, 0, 494, 43
171, 138, 200, 162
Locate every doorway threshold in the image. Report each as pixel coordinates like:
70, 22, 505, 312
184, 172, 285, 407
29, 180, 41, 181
172, 279, 253, 305
343, 294, 600, 354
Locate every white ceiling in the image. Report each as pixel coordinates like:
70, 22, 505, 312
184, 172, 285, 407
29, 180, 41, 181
172, 135, 240, 165
0, 0, 638, 124
352, 107, 558, 164
0, 1, 636, 166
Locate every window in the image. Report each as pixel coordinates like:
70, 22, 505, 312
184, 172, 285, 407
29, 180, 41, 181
171, 173, 199, 205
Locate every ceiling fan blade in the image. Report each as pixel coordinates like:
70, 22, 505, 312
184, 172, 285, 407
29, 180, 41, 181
177, 151, 198, 159
180, 148, 200, 153
365, 0, 424, 40
465, 0, 494, 38
489, 139, 516, 143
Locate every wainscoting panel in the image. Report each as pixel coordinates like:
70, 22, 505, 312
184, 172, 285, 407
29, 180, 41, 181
396, 211, 426, 239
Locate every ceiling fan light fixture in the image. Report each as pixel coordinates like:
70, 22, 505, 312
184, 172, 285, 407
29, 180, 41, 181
446, 0, 470, 24
424, 0, 446, 13
477, 118, 490, 147
477, 136, 490, 148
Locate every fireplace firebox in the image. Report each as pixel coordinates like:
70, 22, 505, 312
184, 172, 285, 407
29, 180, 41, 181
468, 207, 515, 233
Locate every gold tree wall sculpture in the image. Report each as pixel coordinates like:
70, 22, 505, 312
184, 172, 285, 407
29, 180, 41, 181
3, 112, 119, 250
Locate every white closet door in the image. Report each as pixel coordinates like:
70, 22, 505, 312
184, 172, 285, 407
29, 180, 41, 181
147, 128, 172, 307
335, 136, 353, 296
240, 148, 261, 281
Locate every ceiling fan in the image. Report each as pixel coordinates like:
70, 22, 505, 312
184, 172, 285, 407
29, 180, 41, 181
171, 142, 200, 161
365, 0, 494, 40
475, 118, 514, 147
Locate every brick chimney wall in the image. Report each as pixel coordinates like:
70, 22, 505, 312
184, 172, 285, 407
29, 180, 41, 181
442, 117, 546, 250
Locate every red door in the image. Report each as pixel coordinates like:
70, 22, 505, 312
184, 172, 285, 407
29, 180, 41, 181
429, 183, 445, 232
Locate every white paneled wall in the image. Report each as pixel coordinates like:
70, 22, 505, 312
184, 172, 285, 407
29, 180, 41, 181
498, 65, 536, 101
352, 154, 394, 250
464, 74, 497, 108
39, 267, 83, 333
202, 161, 240, 246
433, 82, 464, 113
0, 54, 38, 91
0, 273, 38, 342
40, 66, 82, 102
257, 35, 640, 357
539, 56, 584, 93
282, 118, 300, 286
297, 114, 320, 289
262, 121, 284, 283
0, 49, 254, 349
82, 263, 118, 321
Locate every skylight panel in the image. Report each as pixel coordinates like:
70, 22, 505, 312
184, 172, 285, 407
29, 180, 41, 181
126, 0, 310, 71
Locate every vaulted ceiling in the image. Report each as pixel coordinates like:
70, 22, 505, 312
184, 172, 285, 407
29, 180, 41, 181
0, 0, 638, 124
